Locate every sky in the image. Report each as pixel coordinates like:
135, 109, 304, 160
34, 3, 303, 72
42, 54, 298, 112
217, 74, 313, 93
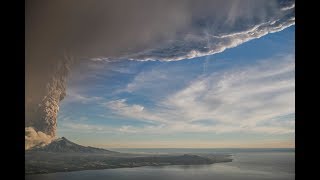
56, 25, 295, 149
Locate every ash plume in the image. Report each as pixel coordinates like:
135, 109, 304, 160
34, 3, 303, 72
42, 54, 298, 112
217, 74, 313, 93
25, 54, 73, 149
25, 0, 294, 149
25, 127, 55, 150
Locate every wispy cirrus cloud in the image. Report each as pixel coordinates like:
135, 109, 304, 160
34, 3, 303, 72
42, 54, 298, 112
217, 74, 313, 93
103, 54, 294, 135
104, 99, 167, 124
62, 88, 104, 104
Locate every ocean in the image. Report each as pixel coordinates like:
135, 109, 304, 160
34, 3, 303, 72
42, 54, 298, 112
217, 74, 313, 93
25, 148, 294, 180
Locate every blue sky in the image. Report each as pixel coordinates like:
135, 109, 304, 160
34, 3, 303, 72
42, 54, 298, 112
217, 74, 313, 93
57, 25, 294, 148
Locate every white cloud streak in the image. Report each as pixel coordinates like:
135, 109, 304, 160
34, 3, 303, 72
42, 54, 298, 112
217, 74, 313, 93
135, 20, 294, 62
90, 1, 294, 62
104, 54, 294, 135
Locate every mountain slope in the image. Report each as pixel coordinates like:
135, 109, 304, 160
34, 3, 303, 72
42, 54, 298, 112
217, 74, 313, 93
29, 137, 116, 153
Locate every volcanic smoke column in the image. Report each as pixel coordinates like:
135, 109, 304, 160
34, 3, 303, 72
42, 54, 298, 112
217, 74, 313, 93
27, 59, 71, 137
25, 55, 73, 149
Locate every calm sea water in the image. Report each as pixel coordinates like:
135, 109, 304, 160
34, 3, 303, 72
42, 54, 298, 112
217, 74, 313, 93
26, 148, 294, 180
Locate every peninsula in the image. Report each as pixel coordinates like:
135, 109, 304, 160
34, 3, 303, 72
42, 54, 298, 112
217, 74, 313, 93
25, 137, 232, 174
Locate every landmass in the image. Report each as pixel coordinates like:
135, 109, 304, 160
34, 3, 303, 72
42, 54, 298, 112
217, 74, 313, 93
25, 137, 232, 175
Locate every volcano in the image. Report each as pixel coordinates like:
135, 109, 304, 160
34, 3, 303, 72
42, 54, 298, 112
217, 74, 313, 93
29, 137, 116, 154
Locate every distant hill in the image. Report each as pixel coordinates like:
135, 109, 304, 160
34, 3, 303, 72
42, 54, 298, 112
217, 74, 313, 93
28, 137, 116, 153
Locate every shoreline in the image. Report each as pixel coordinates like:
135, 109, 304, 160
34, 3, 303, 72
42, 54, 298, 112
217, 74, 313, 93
25, 152, 232, 175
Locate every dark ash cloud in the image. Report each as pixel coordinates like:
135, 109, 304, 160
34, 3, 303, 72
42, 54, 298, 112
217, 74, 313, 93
25, 0, 295, 149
